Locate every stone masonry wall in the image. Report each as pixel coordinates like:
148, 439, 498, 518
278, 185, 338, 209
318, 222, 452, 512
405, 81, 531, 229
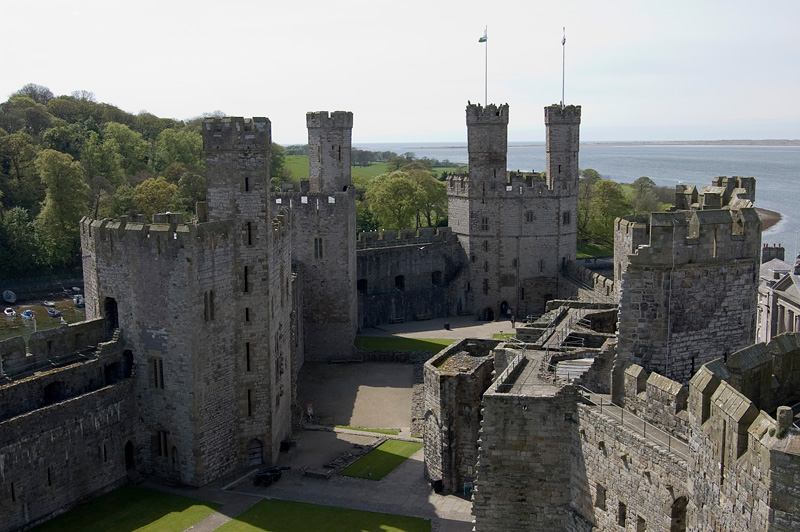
423, 339, 496, 493
0, 381, 136, 532
473, 384, 580, 531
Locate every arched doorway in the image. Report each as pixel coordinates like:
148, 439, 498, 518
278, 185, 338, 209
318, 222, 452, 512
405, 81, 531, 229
482, 307, 494, 321
248, 439, 263, 466
670, 496, 687, 532
125, 441, 135, 470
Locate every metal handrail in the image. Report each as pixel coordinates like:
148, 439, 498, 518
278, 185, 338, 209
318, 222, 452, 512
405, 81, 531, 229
574, 384, 688, 461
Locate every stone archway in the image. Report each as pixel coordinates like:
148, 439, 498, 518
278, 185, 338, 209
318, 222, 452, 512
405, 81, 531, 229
247, 439, 263, 466
670, 496, 687, 532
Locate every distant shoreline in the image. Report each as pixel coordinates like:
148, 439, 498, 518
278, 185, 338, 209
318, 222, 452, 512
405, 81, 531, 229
758, 208, 782, 232
366, 140, 800, 149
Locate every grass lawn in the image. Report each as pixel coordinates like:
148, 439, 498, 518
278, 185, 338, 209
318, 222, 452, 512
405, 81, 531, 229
284, 155, 310, 179
493, 333, 515, 340
340, 440, 424, 481
284, 156, 392, 182
577, 242, 613, 258
355, 336, 454, 353
30, 485, 219, 532
217, 499, 430, 532
335, 426, 400, 435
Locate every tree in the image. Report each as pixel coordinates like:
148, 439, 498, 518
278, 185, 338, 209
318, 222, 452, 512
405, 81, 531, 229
577, 168, 602, 242
103, 122, 149, 175
365, 171, 421, 230
587, 180, 632, 245
104, 183, 137, 218
34, 149, 88, 267
405, 163, 447, 228
0, 206, 48, 276
154, 129, 203, 172
133, 177, 177, 219
82, 131, 124, 217
42, 123, 86, 159
12, 83, 54, 105
174, 172, 206, 213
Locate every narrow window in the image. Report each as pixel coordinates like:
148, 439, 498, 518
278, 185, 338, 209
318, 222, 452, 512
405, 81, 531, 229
636, 516, 646, 532
314, 237, 324, 260
395, 275, 405, 291
246, 343, 251, 372
618, 502, 627, 527
10, 482, 15, 502
103, 444, 108, 462
484, 261, 489, 273
245, 307, 251, 322
539, 259, 544, 272
562, 211, 570, 225
481, 216, 489, 231
526, 211, 534, 222
520, 287, 525, 300
247, 222, 252, 245
595, 484, 606, 510
558, 164, 562, 174
244, 266, 249, 293
483, 241, 488, 252
157, 431, 168, 457
209, 290, 215, 320
47, 467, 52, 486
483, 279, 489, 295
245, 177, 250, 192
467, 282, 471, 292
247, 390, 253, 416
152, 358, 164, 389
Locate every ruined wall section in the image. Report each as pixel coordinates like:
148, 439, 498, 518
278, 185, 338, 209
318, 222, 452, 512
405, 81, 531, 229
617, 208, 761, 383
356, 228, 467, 327
0, 378, 135, 532
423, 339, 496, 493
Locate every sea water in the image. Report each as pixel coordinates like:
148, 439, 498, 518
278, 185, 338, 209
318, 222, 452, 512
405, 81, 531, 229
356, 142, 800, 257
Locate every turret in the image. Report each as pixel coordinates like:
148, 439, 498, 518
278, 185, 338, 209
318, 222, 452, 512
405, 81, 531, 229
306, 111, 353, 194
466, 103, 508, 185
544, 105, 581, 189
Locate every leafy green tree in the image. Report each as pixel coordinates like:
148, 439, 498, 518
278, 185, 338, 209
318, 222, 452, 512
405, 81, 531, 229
133, 177, 178, 219
0, 95, 54, 137
405, 163, 447, 227
154, 129, 203, 172
103, 122, 149, 175
0, 206, 48, 276
632, 176, 655, 192
0, 131, 39, 181
174, 172, 206, 213
12, 83, 54, 105
42, 123, 86, 159
104, 183, 137, 218
356, 198, 380, 232
577, 168, 602, 242
587, 180, 632, 244
82, 131, 124, 217
365, 171, 420, 230
34, 149, 89, 267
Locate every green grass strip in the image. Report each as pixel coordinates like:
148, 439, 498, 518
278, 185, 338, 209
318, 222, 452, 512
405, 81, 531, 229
340, 440, 423, 481
335, 425, 400, 435
493, 333, 515, 340
355, 336, 454, 353
577, 242, 614, 258
30, 485, 219, 532
217, 499, 430, 532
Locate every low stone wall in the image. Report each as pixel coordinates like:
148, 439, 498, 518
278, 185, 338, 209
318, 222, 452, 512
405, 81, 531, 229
0, 381, 137, 532
565, 260, 615, 300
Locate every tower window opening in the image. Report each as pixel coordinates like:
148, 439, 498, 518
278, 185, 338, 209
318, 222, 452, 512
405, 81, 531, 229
314, 237, 324, 260
558, 164, 562, 174
247, 389, 253, 416
246, 342, 251, 372
247, 222, 252, 245
243, 266, 249, 293
395, 275, 405, 291
245, 177, 250, 192
481, 217, 489, 231
483, 278, 489, 295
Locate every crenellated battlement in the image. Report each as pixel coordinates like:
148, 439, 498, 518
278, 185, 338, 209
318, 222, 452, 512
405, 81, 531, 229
618, 207, 761, 266
306, 111, 353, 130
202, 117, 271, 152
466, 103, 509, 125
80, 213, 232, 254
544, 104, 581, 125
356, 226, 457, 250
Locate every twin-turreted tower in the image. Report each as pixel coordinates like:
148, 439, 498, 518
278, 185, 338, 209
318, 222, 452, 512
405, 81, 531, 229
447, 103, 581, 319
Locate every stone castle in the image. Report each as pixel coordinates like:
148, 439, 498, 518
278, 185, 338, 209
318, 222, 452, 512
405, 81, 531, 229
1, 99, 798, 531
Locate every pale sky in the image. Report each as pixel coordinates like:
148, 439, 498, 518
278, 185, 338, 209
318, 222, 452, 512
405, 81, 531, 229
2, 0, 798, 143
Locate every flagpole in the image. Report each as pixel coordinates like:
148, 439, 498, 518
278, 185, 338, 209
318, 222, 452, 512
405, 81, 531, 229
561, 27, 566, 109
485, 26, 488, 106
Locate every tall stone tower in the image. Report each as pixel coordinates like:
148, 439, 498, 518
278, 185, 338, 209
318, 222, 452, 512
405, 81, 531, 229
292, 111, 357, 359
447, 103, 581, 320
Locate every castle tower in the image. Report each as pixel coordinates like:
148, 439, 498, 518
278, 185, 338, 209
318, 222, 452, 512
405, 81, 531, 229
447, 103, 581, 321
307, 111, 353, 194
292, 111, 357, 360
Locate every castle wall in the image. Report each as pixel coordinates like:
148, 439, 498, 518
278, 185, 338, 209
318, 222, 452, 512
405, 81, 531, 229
356, 228, 467, 327
422, 339, 496, 493
616, 208, 761, 383
0, 379, 135, 532
473, 378, 579, 531
686, 361, 800, 532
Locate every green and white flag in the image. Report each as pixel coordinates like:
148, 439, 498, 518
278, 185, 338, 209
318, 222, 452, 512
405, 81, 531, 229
479, 27, 487, 43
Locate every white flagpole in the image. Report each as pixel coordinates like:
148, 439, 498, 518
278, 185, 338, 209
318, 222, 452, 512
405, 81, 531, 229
561, 27, 566, 109
485, 26, 488, 106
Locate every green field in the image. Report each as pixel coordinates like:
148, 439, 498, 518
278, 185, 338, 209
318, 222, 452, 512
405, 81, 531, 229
30, 485, 219, 532
340, 440, 424, 481
355, 336, 454, 353
217, 499, 430, 532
